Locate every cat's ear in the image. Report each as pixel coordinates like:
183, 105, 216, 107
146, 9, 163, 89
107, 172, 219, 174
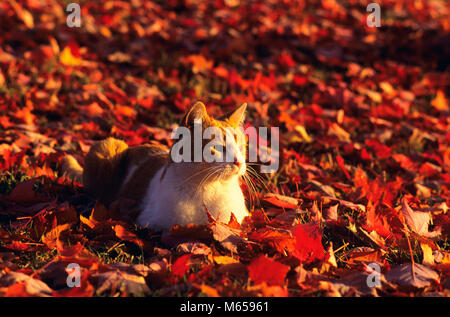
227, 103, 247, 126
181, 101, 208, 126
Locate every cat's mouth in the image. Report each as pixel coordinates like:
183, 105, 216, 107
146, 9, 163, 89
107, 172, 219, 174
234, 161, 246, 176
222, 161, 246, 178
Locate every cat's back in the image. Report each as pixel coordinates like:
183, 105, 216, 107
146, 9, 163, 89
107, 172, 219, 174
82, 137, 168, 206
119, 143, 169, 202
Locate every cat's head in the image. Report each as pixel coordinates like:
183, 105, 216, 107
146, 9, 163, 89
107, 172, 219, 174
170, 101, 247, 181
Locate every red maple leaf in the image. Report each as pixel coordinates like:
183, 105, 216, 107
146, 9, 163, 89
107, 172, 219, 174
247, 255, 290, 286
170, 254, 192, 283
292, 223, 325, 263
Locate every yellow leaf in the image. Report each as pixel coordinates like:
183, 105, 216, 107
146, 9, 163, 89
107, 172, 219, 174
379, 81, 394, 96
42, 223, 72, 249
213, 255, 239, 265
328, 122, 350, 142
7, 0, 34, 29
19, 8, 34, 28
59, 46, 82, 66
440, 251, 450, 264
365, 89, 382, 103
420, 243, 434, 266
325, 243, 337, 268
294, 125, 312, 143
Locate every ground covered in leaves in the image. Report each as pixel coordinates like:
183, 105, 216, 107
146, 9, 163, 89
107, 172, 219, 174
0, 0, 449, 297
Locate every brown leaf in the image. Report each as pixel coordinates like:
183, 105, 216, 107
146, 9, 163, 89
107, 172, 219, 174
210, 221, 249, 254
342, 247, 384, 266
176, 242, 211, 256
93, 270, 150, 296
262, 193, 299, 209
169, 223, 212, 241
0, 271, 52, 297
324, 204, 338, 221
41, 223, 72, 249
401, 198, 438, 237
386, 263, 439, 289
7, 179, 44, 204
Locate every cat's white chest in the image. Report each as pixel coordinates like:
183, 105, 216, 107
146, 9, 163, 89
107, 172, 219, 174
136, 167, 248, 231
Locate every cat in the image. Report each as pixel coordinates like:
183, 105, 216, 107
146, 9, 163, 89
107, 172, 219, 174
61, 101, 249, 231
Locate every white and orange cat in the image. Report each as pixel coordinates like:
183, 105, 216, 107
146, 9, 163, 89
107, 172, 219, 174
62, 102, 249, 231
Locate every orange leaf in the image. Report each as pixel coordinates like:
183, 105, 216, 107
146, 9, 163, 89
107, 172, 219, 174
42, 223, 72, 249
115, 105, 137, 118
197, 284, 219, 297
262, 193, 298, 209
431, 90, 448, 111
183, 55, 213, 73
113, 224, 143, 247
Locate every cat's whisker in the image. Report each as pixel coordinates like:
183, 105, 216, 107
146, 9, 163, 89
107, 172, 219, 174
246, 166, 269, 191
242, 173, 259, 208
194, 172, 213, 194
242, 175, 254, 207
182, 166, 217, 185
249, 170, 268, 189
201, 169, 222, 193
246, 163, 272, 187
247, 173, 267, 191
195, 168, 221, 195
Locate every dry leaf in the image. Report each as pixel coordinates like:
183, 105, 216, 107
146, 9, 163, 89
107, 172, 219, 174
386, 263, 439, 289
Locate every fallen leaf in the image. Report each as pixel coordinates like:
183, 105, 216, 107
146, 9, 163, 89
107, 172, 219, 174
170, 254, 192, 283
176, 242, 211, 256
41, 223, 72, 249
401, 198, 436, 237
292, 223, 325, 263
0, 271, 52, 297
386, 263, 439, 289
430, 90, 448, 111
93, 270, 150, 296
113, 224, 143, 247
59, 45, 82, 66
262, 193, 299, 209
248, 255, 290, 286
